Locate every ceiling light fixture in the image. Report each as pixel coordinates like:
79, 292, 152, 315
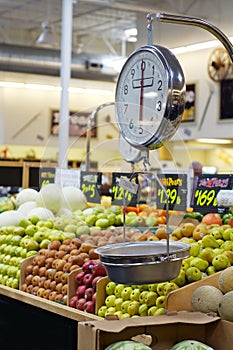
196, 138, 232, 144
36, 21, 58, 48
171, 36, 233, 55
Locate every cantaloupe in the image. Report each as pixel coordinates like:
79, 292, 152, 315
191, 285, 223, 313
218, 266, 233, 294
218, 290, 233, 321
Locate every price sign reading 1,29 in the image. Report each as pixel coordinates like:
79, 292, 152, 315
111, 172, 139, 206
156, 173, 188, 211
80, 171, 102, 203
193, 174, 233, 214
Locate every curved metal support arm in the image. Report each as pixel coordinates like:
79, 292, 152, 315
147, 12, 233, 63
85, 101, 115, 171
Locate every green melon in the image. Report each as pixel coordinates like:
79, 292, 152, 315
104, 341, 152, 350
171, 339, 214, 349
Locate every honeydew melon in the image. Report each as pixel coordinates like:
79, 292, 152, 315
15, 188, 38, 207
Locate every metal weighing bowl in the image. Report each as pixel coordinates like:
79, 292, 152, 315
95, 241, 190, 285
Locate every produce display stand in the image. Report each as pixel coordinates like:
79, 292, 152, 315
0, 284, 100, 350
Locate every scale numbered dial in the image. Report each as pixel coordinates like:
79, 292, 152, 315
208, 47, 231, 82
115, 45, 186, 150
119, 134, 144, 163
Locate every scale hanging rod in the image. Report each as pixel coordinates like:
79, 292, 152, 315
147, 12, 233, 63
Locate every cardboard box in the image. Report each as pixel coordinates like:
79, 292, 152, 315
166, 271, 222, 312
78, 311, 233, 350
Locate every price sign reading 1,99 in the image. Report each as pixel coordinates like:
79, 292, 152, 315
156, 173, 188, 211
80, 171, 102, 203
193, 174, 233, 214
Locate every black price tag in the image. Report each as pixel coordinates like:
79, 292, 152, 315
111, 172, 139, 206
80, 171, 102, 203
39, 167, 56, 188
156, 173, 188, 211
193, 174, 233, 214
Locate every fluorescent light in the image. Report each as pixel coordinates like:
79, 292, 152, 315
124, 28, 137, 37
171, 36, 233, 54
0, 81, 113, 95
196, 138, 232, 144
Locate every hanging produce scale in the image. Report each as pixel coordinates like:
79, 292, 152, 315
96, 12, 233, 284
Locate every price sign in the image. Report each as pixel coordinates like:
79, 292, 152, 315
111, 172, 139, 206
55, 168, 81, 188
39, 167, 56, 188
193, 174, 233, 214
156, 173, 188, 211
80, 171, 102, 203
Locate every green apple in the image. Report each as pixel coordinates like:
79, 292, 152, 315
76, 225, 91, 236
1, 275, 8, 285
24, 239, 39, 251
105, 295, 116, 308
114, 284, 126, 297
105, 307, 116, 315
26, 250, 37, 257
5, 234, 14, 245
10, 235, 22, 246
127, 300, 140, 316
212, 254, 231, 271
121, 286, 133, 301
19, 219, 31, 228
95, 218, 109, 228
3, 254, 11, 265
148, 284, 158, 292
25, 224, 38, 236
139, 291, 149, 304
61, 232, 76, 240
33, 231, 48, 243
29, 216, 40, 225
39, 239, 51, 249
121, 313, 130, 319
106, 281, 117, 295
6, 276, 14, 287
145, 291, 158, 307
114, 311, 123, 319
13, 226, 25, 237
11, 278, 19, 289
121, 300, 131, 313
156, 295, 166, 308
138, 303, 148, 316
148, 306, 158, 316
155, 307, 166, 316
156, 282, 167, 296
115, 297, 123, 311
164, 282, 179, 296
185, 266, 202, 282
97, 305, 108, 317
0, 234, 7, 244
84, 214, 97, 226
20, 248, 27, 258
145, 216, 157, 227
130, 288, 140, 301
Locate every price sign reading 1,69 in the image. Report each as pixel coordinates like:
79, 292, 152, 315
193, 174, 233, 214
156, 173, 188, 211
194, 189, 217, 207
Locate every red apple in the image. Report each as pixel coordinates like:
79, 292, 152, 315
92, 262, 107, 277
69, 295, 78, 308
82, 260, 96, 274
92, 292, 97, 303
92, 276, 102, 289
84, 287, 94, 301
75, 271, 85, 285
84, 300, 95, 313
76, 285, 86, 298
83, 273, 94, 287
76, 298, 86, 311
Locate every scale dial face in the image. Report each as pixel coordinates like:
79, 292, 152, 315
119, 134, 143, 163
207, 47, 231, 82
115, 45, 185, 150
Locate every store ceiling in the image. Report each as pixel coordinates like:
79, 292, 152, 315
0, 0, 232, 79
